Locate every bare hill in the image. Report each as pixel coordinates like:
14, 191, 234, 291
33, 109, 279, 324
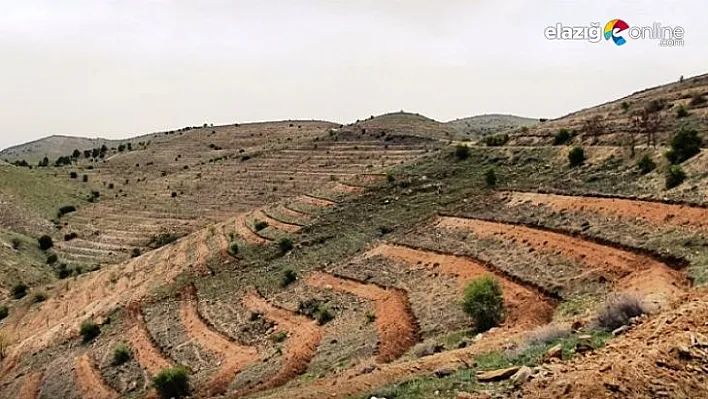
356, 111, 463, 140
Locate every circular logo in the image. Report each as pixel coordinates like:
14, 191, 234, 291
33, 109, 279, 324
604, 19, 630, 46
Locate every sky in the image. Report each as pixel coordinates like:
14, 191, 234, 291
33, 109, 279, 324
0, 0, 706, 150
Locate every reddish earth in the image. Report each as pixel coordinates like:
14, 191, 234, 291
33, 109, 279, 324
75, 354, 118, 399
435, 216, 686, 303
126, 303, 173, 375
366, 244, 555, 328
179, 285, 258, 396
233, 213, 268, 244
505, 191, 708, 230
332, 182, 365, 193
307, 272, 419, 363
299, 195, 335, 207
17, 371, 42, 399
523, 289, 708, 398
253, 209, 301, 233
239, 291, 322, 395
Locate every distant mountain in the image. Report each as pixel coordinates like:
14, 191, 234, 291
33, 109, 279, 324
447, 114, 538, 139
357, 112, 463, 140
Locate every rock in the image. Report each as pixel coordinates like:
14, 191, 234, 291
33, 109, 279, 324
434, 368, 456, 378
545, 344, 563, 361
476, 366, 521, 382
510, 366, 532, 387
612, 325, 630, 336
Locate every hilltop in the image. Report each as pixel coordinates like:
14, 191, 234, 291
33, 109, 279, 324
447, 114, 538, 139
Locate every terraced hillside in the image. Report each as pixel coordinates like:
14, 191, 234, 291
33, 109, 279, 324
447, 114, 538, 139
510, 72, 708, 146
2, 137, 708, 399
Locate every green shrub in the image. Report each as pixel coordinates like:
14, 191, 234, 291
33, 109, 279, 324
131, 248, 141, 258
666, 127, 702, 164
315, 306, 335, 325
153, 367, 190, 399
621, 101, 630, 112
676, 106, 689, 118
80, 320, 101, 342
270, 331, 288, 343
229, 242, 239, 255
484, 168, 497, 187
58, 205, 77, 217
254, 220, 268, 231
112, 344, 132, 365
280, 268, 297, 287
553, 128, 572, 145
56, 264, 71, 279
10, 238, 21, 250
665, 165, 686, 189
568, 146, 585, 167
0, 305, 8, 320
69, 171, 78, 179
278, 238, 293, 253
11, 284, 27, 299
148, 233, 179, 248
454, 144, 470, 160
365, 312, 376, 323
482, 134, 509, 147
46, 253, 58, 264
64, 232, 78, 241
82, 174, 88, 182
386, 173, 395, 183
32, 292, 47, 303
38, 235, 54, 250
462, 276, 504, 332
636, 155, 657, 174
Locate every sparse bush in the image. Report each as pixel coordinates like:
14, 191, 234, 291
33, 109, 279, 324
58, 205, 76, 217
148, 233, 179, 249
32, 292, 47, 303
676, 106, 689, 118
271, 331, 288, 343
254, 220, 268, 231
171, 191, 177, 198
10, 238, 21, 250
11, 284, 27, 300
386, 173, 395, 183
365, 312, 376, 323
70, 171, 78, 179
621, 101, 630, 112
46, 253, 58, 264
229, 242, 239, 255
280, 268, 297, 287
131, 248, 141, 258
112, 344, 132, 365
153, 367, 190, 399
553, 129, 572, 145
0, 306, 7, 320
56, 264, 71, 279
454, 144, 470, 160
108, 183, 114, 189
462, 276, 504, 332
315, 305, 335, 325
38, 235, 53, 250
665, 165, 686, 189
483, 134, 509, 147
596, 294, 647, 331
378, 226, 393, 236
278, 238, 293, 253
484, 168, 497, 187
568, 146, 585, 167
64, 232, 78, 241
82, 174, 88, 182
636, 155, 657, 174
689, 93, 707, 107
666, 127, 702, 164
80, 320, 101, 342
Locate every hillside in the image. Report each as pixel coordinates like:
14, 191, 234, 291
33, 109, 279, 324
510, 73, 708, 146
1, 135, 118, 164
447, 114, 538, 139
356, 112, 464, 141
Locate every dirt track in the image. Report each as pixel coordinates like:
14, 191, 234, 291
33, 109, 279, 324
75, 354, 118, 399
435, 217, 685, 303
307, 272, 419, 363
506, 191, 708, 230
239, 291, 322, 395
17, 371, 42, 399
179, 285, 258, 396
126, 303, 173, 374
366, 244, 555, 327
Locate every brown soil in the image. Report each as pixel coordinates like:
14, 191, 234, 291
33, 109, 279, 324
233, 213, 268, 244
179, 285, 258, 396
436, 217, 685, 304
332, 182, 365, 193
238, 291, 322, 395
17, 371, 42, 399
522, 289, 708, 398
126, 303, 173, 375
254, 209, 301, 233
75, 354, 119, 399
277, 205, 311, 221
299, 195, 335, 207
506, 191, 708, 230
366, 244, 555, 328
306, 272, 419, 363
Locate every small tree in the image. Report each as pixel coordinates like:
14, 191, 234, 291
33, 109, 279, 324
463, 276, 504, 332
280, 268, 297, 287
80, 320, 101, 342
11, 284, 27, 300
229, 242, 239, 255
38, 235, 54, 250
665, 165, 686, 189
46, 253, 58, 264
70, 171, 78, 179
278, 238, 293, 254
153, 367, 190, 399
666, 127, 702, 164
112, 344, 132, 365
553, 128, 572, 145
636, 155, 656, 175
254, 220, 268, 231
568, 146, 585, 167
676, 106, 689, 118
11, 238, 21, 250
484, 168, 497, 187
454, 144, 470, 160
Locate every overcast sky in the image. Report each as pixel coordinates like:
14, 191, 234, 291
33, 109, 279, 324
0, 1, 705, 150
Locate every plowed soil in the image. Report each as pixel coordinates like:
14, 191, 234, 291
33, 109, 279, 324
179, 285, 258, 396
507, 191, 708, 230
126, 303, 173, 374
436, 217, 685, 303
17, 371, 42, 399
254, 209, 301, 233
239, 291, 322, 394
75, 354, 118, 399
365, 244, 555, 327
307, 272, 419, 363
